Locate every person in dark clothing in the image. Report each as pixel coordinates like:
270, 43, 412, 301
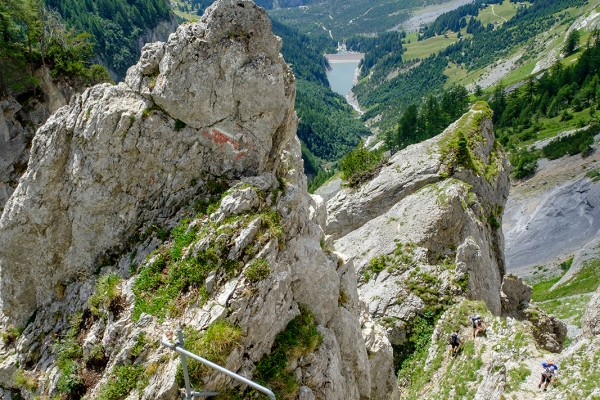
449, 329, 463, 357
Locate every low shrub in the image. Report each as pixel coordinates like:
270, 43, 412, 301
97, 365, 147, 400
244, 258, 271, 282
339, 141, 385, 186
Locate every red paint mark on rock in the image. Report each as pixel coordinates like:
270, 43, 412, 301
148, 174, 155, 185
202, 129, 240, 151
234, 151, 246, 161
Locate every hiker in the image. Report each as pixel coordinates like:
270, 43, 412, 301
449, 329, 463, 357
538, 362, 559, 391
471, 315, 486, 339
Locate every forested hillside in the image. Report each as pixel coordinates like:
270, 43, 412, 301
270, 20, 370, 177
45, 0, 172, 78
0, 0, 112, 95
268, 0, 450, 38
491, 31, 600, 178
171, 0, 308, 14
353, 0, 588, 131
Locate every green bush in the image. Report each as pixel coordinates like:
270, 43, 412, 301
509, 147, 538, 178
0, 325, 22, 346
339, 142, 385, 186
174, 119, 186, 131
97, 365, 147, 400
244, 258, 271, 282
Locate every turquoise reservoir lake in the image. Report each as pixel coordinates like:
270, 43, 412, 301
326, 62, 360, 98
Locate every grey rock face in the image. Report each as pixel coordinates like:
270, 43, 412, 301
500, 273, 532, 315
0, 97, 28, 213
330, 103, 510, 328
581, 286, 600, 337
0, 0, 296, 326
504, 176, 600, 270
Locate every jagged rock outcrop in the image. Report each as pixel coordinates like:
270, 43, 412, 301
329, 103, 510, 338
0, 0, 296, 325
0, 1, 399, 399
500, 273, 532, 315
522, 305, 567, 353
581, 285, 600, 337
500, 274, 566, 352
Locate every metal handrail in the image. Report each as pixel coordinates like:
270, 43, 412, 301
161, 326, 276, 400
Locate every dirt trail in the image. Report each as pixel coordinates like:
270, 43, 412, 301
491, 4, 507, 23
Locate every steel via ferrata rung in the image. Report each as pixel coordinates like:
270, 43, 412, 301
161, 325, 276, 400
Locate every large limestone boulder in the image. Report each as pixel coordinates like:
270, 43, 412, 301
0, 0, 296, 326
329, 103, 510, 330
500, 273, 532, 315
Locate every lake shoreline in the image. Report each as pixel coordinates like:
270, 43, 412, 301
325, 53, 365, 63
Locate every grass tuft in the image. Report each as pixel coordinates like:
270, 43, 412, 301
244, 258, 271, 282
176, 321, 243, 388
255, 305, 322, 400
89, 272, 122, 316
97, 364, 147, 400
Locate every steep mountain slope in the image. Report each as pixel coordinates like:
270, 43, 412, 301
323, 102, 586, 399
0, 2, 400, 399
504, 147, 600, 271
268, 0, 452, 38
327, 102, 510, 317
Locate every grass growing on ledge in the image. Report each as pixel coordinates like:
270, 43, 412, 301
177, 321, 243, 389
506, 364, 531, 392
53, 312, 84, 396
255, 306, 322, 400
97, 365, 147, 400
244, 258, 271, 282
399, 300, 490, 400
89, 272, 122, 317
132, 206, 286, 321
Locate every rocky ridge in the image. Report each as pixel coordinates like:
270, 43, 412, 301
328, 102, 510, 317
0, 1, 399, 399
325, 101, 574, 397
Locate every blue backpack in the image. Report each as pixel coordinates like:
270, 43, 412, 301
542, 362, 558, 370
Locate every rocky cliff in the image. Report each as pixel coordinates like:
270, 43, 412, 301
328, 102, 510, 318
324, 102, 573, 398
0, 1, 399, 399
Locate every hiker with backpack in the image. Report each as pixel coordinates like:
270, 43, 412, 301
538, 362, 559, 391
471, 315, 486, 339
449, 329, 463, 357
